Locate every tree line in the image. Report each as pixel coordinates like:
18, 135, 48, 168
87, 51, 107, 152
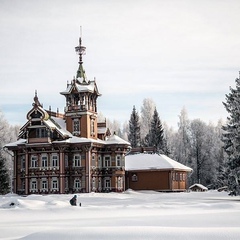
0, 111, 19, 194
106, 76, 240, 194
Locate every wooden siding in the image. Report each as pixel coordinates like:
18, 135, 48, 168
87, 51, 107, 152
127, 171, 170, 191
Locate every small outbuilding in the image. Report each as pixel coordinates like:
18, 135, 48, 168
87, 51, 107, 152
189, 183, 208, 192
125, 153, 192, 192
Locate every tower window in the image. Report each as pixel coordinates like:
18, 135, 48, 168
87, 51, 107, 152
73, 119, 80, 135
91, 119, 95, 136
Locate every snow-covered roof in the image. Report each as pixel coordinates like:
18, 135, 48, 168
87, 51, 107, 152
105, 134, 131, 145
189, 184, 208, 190
60, 80, 100, 96
53, 136, 105, 144
4, 138, 27, 147
125, 153, 192, 172
44, 117, 72, 137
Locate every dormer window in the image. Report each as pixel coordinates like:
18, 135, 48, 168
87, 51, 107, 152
36, 128, 48, 138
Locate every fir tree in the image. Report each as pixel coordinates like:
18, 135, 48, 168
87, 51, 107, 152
128, 106, 141, 147
222, 76, 240, 195
0, 151, 10, 195
145, 108, 168, 154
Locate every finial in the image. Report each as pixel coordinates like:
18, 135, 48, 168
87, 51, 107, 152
33, 90, 38, 104
33, 90, 42, 107
75, 27, 86, 65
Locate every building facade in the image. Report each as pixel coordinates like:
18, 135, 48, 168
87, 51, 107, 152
5, 37, 131, 195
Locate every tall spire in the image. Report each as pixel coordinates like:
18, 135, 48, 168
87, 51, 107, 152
75, 27, 87, 83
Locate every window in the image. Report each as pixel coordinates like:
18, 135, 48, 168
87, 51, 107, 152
116, 155, 121, 167
104, 156, 111, 167
98, 178, 102, 192
65, 154, 68, 167
52, 178, 58, 190
132, 174, 138, 182
104, 178, 111, 190
117, 177, 123, 190
51, 154, 59, 167
92, 154, 95, 167
41, 179, 48, 190
176, 173, 179, 181
21, 156, 25, 169
36, 128, 48, 138
21, 180, 25, 191
73, 154, 81, 167
91, 119, 95, 136
183, 173, 186, 181
41, 154, 48, 168
74, 178, 81, 190
73, 119, 80, 135
31, 155, 38, 168
92, 177, 96, 191
98, 155, 102, 168
180, 173, 183, 181
65, 178, 69, 190
30, 178, 37, 190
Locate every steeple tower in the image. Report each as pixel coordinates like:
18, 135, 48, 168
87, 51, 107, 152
60, 34, 101, 139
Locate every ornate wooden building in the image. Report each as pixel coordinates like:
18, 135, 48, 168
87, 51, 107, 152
5, 37, 131, 195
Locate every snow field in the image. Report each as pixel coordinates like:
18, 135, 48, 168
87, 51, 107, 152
0, 190, 240, 240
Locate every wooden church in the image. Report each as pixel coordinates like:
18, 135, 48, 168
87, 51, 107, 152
5, 37, 131, 195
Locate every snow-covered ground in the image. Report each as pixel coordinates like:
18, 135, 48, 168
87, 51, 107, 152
0, 190, 240, 240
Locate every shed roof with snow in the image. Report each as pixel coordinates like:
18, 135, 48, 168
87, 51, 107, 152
189, 184, 208, 191
125, 153, 192, 172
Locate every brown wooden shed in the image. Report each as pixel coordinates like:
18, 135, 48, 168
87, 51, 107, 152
125, 153, 192, 192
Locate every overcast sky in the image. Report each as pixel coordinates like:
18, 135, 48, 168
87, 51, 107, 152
0, 0, 240, 129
